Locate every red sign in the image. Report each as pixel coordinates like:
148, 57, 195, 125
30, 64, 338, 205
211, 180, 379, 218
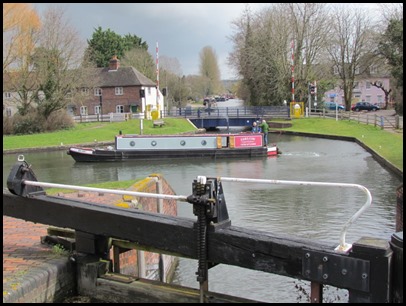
234, 134, 263, 147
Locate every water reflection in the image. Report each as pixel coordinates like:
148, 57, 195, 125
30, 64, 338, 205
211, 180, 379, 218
2, 134, 401, 303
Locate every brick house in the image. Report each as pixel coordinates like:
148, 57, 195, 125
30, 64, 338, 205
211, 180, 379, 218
3, 55, 164, 120
70, 56, 164, 120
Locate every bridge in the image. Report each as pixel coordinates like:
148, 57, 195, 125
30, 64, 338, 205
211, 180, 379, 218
162, 106, 290, 129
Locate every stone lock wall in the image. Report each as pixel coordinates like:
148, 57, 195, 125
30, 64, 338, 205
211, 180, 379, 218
109, 174, 178, 281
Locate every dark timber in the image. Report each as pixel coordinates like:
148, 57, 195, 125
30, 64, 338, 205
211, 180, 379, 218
3, 160, 402, 303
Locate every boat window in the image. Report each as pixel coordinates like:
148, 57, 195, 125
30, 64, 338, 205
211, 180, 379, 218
201, 140, 207, 146
130, 141, 135, 147
151, 141, 157, 146
180, 140, 186, 146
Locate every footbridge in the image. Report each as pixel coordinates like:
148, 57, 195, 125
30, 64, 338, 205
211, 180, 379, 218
163, 106, 290, 129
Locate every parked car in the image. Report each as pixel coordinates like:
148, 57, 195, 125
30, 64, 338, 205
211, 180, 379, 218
323, 101, 345, 111
351, 102, 380, 112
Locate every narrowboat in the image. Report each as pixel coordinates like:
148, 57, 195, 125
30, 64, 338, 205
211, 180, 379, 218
67, 133, 281, 162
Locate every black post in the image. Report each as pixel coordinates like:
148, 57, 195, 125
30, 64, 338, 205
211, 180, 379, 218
99, 94, 103, 122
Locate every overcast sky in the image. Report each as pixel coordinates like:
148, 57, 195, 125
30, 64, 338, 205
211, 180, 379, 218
32, 3, 382, 80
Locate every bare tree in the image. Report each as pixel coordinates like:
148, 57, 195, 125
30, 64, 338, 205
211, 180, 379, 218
199, 46, 223, 96
3, 3, 41, 115
158, 56, 185, 108
228, 3, 330, 105
3, 3, 40, 73
159, 55, 183, 76
121, 48, 155, 81
34, 6, 98, 120
326, 6, 376, 110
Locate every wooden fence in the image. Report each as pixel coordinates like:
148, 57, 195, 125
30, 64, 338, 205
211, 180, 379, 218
312, 111, 403, 131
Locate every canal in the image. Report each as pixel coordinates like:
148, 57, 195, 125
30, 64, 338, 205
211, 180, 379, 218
3, 132, 401, 303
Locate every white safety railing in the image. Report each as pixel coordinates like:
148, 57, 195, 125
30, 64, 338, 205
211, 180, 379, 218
22, 175, 372, 254
217, 176, 372, 253
23, 180, 188, 202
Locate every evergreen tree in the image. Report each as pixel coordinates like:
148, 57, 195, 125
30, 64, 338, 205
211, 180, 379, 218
86, 26, 148, 67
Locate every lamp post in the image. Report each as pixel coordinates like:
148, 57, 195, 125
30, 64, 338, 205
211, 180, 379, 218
99, 92, 103, 122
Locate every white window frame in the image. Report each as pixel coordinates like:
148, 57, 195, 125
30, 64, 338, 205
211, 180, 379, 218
115, 87, 123, 95
377, 95, 383, 103
365, 81, 371, 90
333, 66, 339, 75
370, 65, 377, 74
116, 105, 124, 113
82, 88, 89, 95
4, 92, 12, 99
5, 107, 12, 117
94, 88, 102, 96
354, 67, 360, 74
95, 105, 101, 114
148, 87, 152, 94
365, 95, 371, 102
80, 106, 88, 116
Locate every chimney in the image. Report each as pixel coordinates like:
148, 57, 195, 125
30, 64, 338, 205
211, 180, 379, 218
109, 55, 120, 71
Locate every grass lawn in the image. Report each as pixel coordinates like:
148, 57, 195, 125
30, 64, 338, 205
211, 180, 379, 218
3, 118, 197, 149
278, 118, 403, 171
3, 117, 403, 171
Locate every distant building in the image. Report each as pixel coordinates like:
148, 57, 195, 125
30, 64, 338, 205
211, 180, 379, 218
69, 55, 164, 120
3, 55, 164, 120
324, 64, 393, 107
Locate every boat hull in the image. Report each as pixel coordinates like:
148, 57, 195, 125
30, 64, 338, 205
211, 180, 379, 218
67, 147, 269, 162
67, 133, 281, 162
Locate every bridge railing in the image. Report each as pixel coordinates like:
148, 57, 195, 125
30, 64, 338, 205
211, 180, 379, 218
162, 106, 290, 119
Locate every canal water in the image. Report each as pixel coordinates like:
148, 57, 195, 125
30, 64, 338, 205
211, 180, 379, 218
3, 133, 401, 303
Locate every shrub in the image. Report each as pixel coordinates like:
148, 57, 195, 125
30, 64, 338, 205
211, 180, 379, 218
12, 112, 44, 135
43, 110, 75, 132
3, 116, 13, 135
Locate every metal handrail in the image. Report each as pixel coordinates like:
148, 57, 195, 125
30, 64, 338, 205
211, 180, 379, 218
23, 180, 189, 202
23, 176, 372, 254
218, 177, 372, 253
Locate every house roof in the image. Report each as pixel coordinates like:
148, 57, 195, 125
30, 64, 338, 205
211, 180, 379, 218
97, 66, 156, 87
3, 66, 156, 91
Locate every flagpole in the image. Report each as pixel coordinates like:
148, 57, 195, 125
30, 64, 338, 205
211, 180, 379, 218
156, 41, 159, 111
291, 39, 295, 103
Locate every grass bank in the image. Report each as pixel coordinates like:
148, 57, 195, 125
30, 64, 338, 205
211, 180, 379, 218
3, 117, 403, 171
3, 118, 196, 149
276, 118, 402, 170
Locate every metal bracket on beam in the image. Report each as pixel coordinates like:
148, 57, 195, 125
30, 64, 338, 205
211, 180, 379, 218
7, 156, 45, 197
187, 176, 231, 230
302, 249, 370, 292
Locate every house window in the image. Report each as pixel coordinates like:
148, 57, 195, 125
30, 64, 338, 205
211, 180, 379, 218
365, 96, 371, 102
4, 92, 11, 99
115, 87, 123, 95
116, 105, 124, 113
94, 88, 102, 96
354, 67, 360, 74
95, 105, 101, 114
5, 107, 12, 117
148, 87, 152, 94
82, 88, 89, 95
370, 65, 377, 74
353, 82, 359, 89
80, 106, 88, 116
377, 95, 383, 103
333, 66, 339, 75
366, 81, 371, 89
